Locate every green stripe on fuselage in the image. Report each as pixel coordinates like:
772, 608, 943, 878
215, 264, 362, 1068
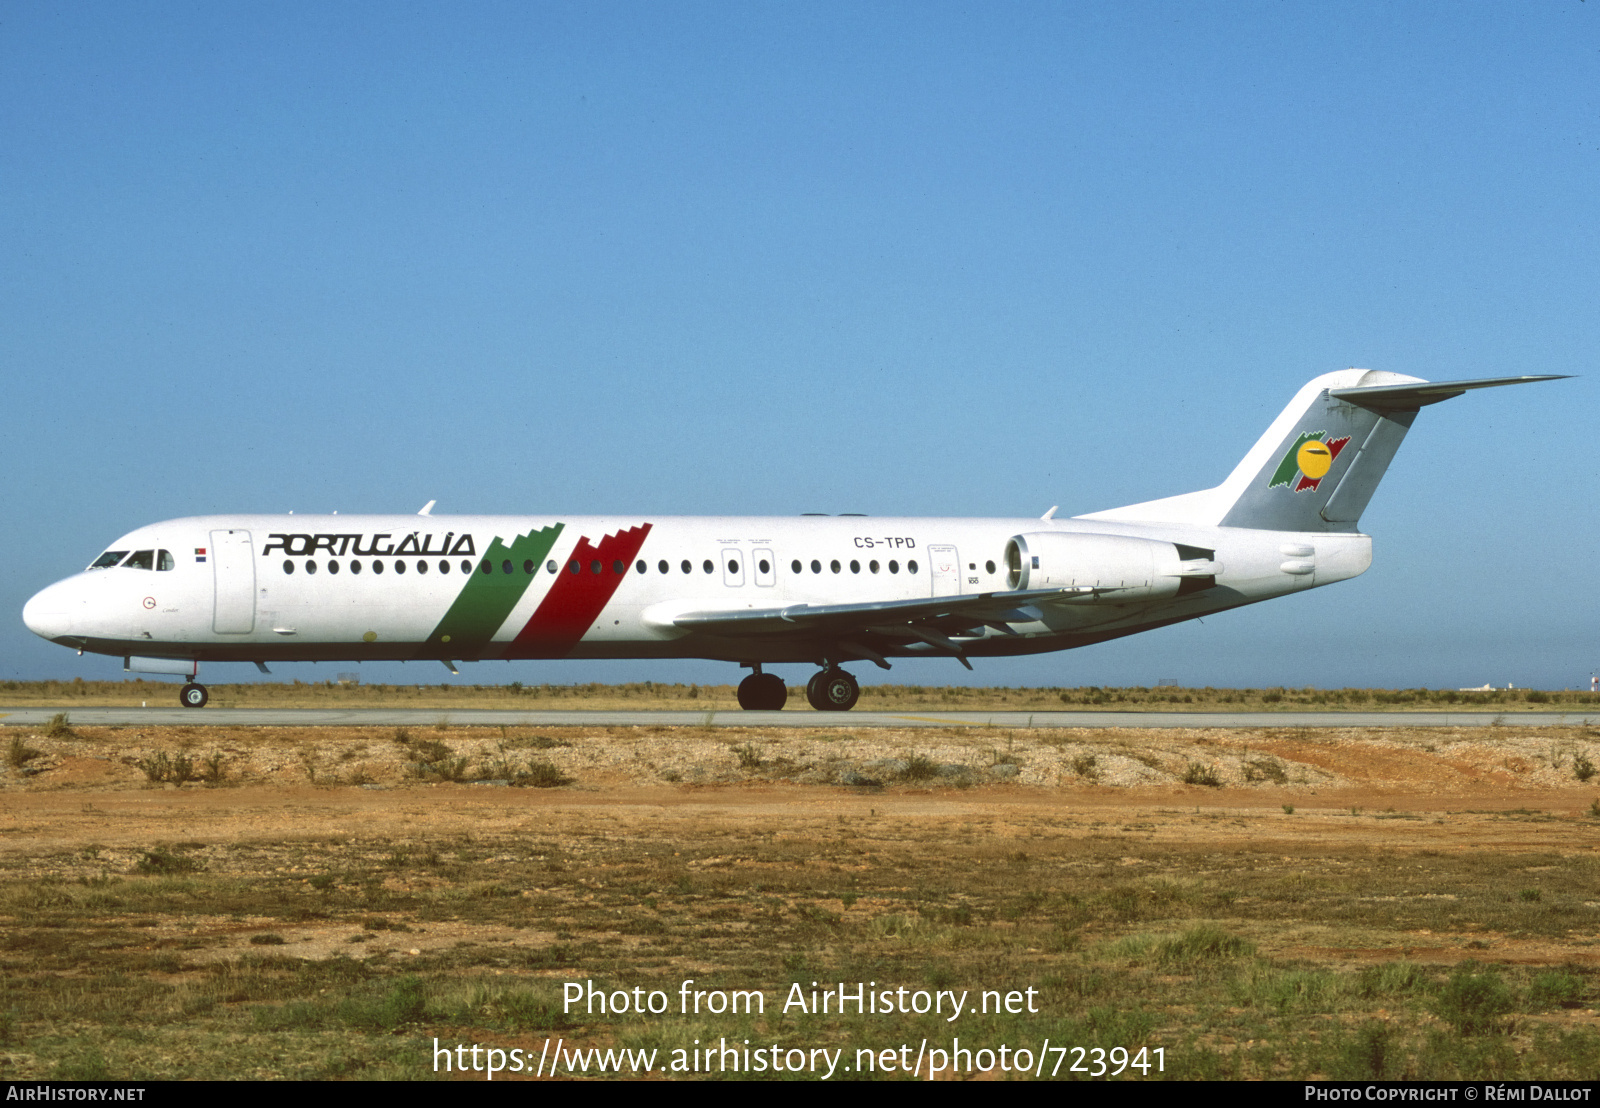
424, 524, 564, 658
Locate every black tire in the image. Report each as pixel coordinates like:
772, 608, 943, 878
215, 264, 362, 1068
805, 670, 827, 710
809, 669, 859, 712
737, 674, 762, 710
756, 672, 787, 710
738, 673, 789, 711
179, 683, 208, 709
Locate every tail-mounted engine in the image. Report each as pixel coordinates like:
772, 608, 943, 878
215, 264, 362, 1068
1004, 532, 1218, 602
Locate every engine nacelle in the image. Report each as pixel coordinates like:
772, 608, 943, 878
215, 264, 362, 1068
1005, 532, 1212, 602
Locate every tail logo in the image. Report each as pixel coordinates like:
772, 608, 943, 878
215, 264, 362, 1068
1268, 432, 1351, 492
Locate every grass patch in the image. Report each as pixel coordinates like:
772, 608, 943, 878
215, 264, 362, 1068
1434, 963, 1515, 1035
8, 735, 43, 769
1242, 756, 1288, 784
732, 743, 763, 769
138, 751, 197, 785
1155, 925, 1254, 968
514, 760, 573, 788
135, 846, 203, 875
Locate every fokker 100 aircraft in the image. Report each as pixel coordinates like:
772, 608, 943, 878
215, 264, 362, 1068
24, 370, 1562, 710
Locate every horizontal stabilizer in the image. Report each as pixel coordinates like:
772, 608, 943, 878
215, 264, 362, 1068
1329, 374, 1569, 410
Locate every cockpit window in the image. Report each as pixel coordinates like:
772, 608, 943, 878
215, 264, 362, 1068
123, 550, 155, 570
157, 550, 175, 571
89, 550, 128, 569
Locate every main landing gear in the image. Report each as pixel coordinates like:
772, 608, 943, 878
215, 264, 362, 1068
179, 682, 208, 709
735, 664, 859, 712
805, 667, 859, 712
736, 670, 788, 711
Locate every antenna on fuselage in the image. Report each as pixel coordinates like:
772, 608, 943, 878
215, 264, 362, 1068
418, 500, 436, 516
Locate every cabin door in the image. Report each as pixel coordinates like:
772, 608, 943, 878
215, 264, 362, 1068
210, 529, 256, 633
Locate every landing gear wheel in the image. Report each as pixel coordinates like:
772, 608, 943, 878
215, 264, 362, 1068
737, 673, 788, 710
179, 682, 208, 709
806, 668, 859, 712
756, 673, 787, 710
805, 670, 824, 707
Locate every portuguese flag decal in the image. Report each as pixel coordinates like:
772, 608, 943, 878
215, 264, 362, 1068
1267, 432, 1351, 493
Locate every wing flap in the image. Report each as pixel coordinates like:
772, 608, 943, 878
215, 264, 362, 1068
670, 587, 1085, 637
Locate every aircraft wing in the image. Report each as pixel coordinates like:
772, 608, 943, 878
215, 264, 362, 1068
670, 587, 1103, 669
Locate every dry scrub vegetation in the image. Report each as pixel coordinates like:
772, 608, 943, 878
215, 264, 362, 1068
1, 719, 1599, 1080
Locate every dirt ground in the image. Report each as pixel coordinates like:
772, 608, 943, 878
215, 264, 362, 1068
3, 720, 1600, 1080
4, 721, 1599, 966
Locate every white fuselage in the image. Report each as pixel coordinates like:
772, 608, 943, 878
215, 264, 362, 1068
22, 512, 1370, 670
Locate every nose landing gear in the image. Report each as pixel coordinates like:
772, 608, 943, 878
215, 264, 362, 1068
179, 682, 209, 709
805, 667, 859, 712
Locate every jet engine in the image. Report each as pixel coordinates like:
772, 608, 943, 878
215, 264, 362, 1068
1004, 532, 1217, 602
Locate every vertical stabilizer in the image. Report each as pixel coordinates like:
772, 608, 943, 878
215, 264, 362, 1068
1217, 371, 1420, 531
1081, 370, 1565, 532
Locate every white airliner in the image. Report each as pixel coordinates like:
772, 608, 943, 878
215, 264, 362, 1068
23, 370, 1563, 711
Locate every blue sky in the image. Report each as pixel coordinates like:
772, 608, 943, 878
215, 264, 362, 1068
3, 2, 1595, 690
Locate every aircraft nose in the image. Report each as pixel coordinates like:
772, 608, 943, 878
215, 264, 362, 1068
22, 581, 77, 641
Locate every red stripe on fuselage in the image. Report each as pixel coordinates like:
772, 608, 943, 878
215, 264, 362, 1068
509, 524, 652, 658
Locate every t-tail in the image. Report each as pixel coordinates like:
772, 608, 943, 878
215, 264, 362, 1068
1081, 369, 1567, 532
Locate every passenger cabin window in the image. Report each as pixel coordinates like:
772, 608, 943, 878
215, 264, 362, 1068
124, 550, 154, 570
90, 550, 128, 569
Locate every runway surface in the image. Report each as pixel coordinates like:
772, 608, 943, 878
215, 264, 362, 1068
0, 706, 1591, 728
